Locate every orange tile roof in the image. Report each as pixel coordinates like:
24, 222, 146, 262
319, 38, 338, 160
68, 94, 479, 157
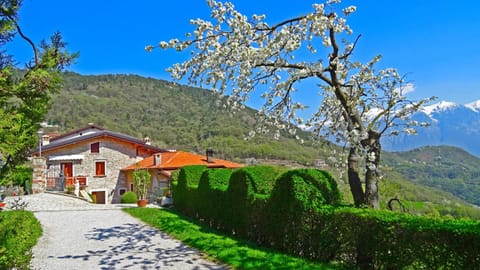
121, 151, 243, 171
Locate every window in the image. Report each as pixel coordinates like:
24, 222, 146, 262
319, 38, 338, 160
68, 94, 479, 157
130, 183, 134, 192
95, 161, 105, 177
91, 142, 100, 153
119, 188, 127, 196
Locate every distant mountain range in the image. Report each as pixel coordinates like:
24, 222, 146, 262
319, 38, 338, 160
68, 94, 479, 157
382, 100, 480, 157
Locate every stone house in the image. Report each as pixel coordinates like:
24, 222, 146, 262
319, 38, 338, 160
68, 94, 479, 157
33, 124, 243, 204
34, 124, 164, 203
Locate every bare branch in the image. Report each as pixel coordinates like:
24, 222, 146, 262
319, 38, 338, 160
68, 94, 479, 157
7, 15, 38, 66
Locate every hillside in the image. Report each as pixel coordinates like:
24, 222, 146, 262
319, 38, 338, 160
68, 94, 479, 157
382, 146, 480, 206
45, 72, 331, 164
44, 72, 480, 218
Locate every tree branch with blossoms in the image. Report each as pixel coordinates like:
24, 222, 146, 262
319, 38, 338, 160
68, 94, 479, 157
148, 0, 434, 209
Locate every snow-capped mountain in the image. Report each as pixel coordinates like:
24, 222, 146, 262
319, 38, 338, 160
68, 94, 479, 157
382, 100, 480, 156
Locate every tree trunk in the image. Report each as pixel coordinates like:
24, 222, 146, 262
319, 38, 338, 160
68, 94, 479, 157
347, 147, 365, 207
364, 132, 381, 209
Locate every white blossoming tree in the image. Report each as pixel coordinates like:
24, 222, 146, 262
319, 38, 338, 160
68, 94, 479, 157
149, 0, 432, 208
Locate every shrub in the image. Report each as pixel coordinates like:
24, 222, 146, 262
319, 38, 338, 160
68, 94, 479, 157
197, 168, 233, 228
132, 169, 151, 200
120, 191, 137, 203
224, 165, 280, 238
0, 211, 42, 269
266, 169, 341, 256
172, 165, 207, 216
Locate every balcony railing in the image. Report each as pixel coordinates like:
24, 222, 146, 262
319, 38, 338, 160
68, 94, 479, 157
46, 176, 88, 191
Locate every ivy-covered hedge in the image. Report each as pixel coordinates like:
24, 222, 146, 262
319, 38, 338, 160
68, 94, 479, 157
0, 211, 42, 269
171, 165, 480, 269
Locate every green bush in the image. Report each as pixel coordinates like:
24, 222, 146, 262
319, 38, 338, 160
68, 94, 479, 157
322, 207, 480, 269
120, 191, 137, 203
197, 168, 233, 228
0, 211, 42, 269
224, 165, 280, 238
172, 165, 207, 216
266, 169, 341, 256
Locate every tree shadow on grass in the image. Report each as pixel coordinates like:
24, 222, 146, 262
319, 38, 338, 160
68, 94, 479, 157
51, 223, 227, 270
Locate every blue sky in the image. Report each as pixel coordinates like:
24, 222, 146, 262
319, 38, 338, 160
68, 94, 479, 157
8, 0, 480, 108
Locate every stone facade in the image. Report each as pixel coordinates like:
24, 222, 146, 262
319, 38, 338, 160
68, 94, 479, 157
44, 138, 149, 203
37, 124, 163, 204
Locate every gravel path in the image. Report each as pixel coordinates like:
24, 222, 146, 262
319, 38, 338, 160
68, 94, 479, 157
4, 193, 226, 270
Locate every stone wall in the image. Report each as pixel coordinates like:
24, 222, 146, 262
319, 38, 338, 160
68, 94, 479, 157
32, 157, 46, 193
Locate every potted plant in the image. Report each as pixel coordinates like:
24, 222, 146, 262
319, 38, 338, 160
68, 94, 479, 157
132, 169, 151, 207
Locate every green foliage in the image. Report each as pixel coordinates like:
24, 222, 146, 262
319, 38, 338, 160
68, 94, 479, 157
0, 2, 76, 182
320, 207, 480, 269
224, 166, 280, 237
379, 175, 480, 219
120, 191, 137, 203
383, 146, 480, 206
266, 169, 341, 256
132, 169, 151, 200
170, 165, 480, 269
0, 211, 42, 269
197, 168, 233, 227
172, 165, 207, 216
4, 165, 32, 194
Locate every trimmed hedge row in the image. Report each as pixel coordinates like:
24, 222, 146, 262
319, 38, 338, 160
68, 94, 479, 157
0, 210, 42, 269
171, 165, 480, 269
312, 207, 480, 269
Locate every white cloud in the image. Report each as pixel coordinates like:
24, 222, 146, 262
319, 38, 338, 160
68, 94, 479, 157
395, 83, 415, 96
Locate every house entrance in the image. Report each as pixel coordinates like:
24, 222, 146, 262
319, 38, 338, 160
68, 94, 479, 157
91, 190, 107, 204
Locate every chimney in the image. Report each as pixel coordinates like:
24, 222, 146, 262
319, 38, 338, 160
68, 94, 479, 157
42, 134, 50, 146
143, 136, 151, 145
154, 153, 162, 165
206, 149, 214, 163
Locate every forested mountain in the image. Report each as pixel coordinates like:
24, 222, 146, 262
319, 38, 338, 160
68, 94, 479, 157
45, 72, 332, 164
45, 72, 480, 218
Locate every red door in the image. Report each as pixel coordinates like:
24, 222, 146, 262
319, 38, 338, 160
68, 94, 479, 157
61, 162, 73, 186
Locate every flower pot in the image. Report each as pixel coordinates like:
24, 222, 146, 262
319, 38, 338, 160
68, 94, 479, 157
137, 199, 148, 207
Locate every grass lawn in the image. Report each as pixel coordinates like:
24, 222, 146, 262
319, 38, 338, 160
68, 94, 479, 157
124, 207, 345, 270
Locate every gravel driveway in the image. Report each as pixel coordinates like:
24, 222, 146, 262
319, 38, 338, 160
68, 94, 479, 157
4, 193, 226, 270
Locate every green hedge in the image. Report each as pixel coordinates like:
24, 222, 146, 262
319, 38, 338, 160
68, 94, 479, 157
197, 168, 233, 228
224, 166, 280, 238
171, 165, 480, 269
120, 191, 137, 203
172, 165, 207, 216
314, 207, 480, 269
266, 169, 341, 256
0, 211, 42, 269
